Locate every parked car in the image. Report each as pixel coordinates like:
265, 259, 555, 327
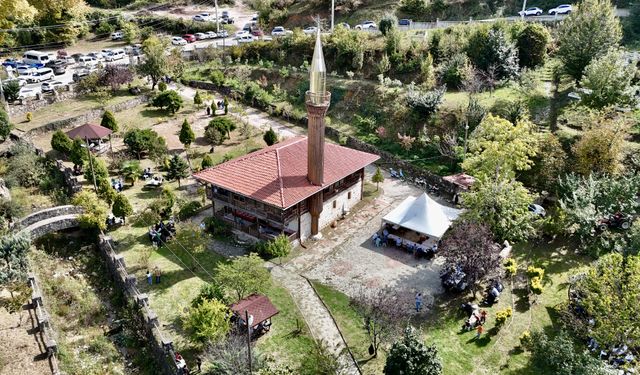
104, 49, 126, 61
221, 10, 229, 18
182, 34, 196, 43
355, 21, 377, 30
271, 26, 292, 36
195, 32, 207, 40
45, 60, 67, 75
251, 28, 264, 37
216, 30, 229, 38
111, 31, 124, 40
41, 80, 64, 93
87, 52, 105, 61
171, 36, 187, 46
71, 53, 84, 61
234, 30, 250, 39
519, 7, 543, 16
18, 87, 40, 100
16, 65, 37, 76
398, 18, 412, 26
237, 34, 255, 44
77, 55, 98, 67
339, 22, 351, 29
251, 14, 258, 22
205, 31, 217, 39
548, 4, 572, 14
242, 23, 252, 32
2, 58, 21, 68
58, 56, 76, 65
193, 13, 210, 22
73, 69, 93, 82
303, 26, 318, 35
221, 17, 235, 24
30, 68, 54, 82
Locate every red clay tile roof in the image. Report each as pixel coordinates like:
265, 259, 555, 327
230, 294, 279, 325
66, 123, 113, 140
193, 136, 379, 209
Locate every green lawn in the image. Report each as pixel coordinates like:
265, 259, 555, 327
311, 240, 593, 375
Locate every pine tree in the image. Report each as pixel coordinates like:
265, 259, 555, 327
201, 154, 214, 169
101, 110, 119, 132
372, 166, 384, 191
194, 91, 203, 107
263, 127, 278, 146
179, 119, 196, 148
112, 194, 133, 221
384, 326, 442, 375
167, 155, 190, 187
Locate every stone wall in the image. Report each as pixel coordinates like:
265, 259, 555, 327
97, 235, 178, 375
7, 86, 76, 118
16, 205, 82, 229
24, 94, 152, 137
55, 160, 82, 196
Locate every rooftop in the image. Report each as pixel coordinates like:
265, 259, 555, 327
193, 137, 380, 209
229, 294, 279, 325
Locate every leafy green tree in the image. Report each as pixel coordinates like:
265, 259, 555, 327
208, 117, 237, 139
384, 326, 442, 375
138, 36, 168, 90
182, 298, 230, 345
69, 138, 86, 166
264, 234, 292, 263
83, 155, 109, 188
516, 23, 550, 69
123, 128, 168, 160
193, 91, 203, 107
214, 253, 271, 301
201, 154, 214, 169
263, 127, 278, 146
112, 194, 133, 221
420, 53, 436, 89
51, 130, 73, 155
120, 160, 142, 186
100, 110, 118, 132
372, 166, 384, 191
462, 114, 539, 180
466, 27, 519, 80
462, 177, 537, 242
0, 108, 12, 141
152, 90, 183, 114
523, 133, 567, 193
158, 81, 167, 92
557, 0, 622, 80
179, 119, 195, 148
437, 53, 472, 89
572, 118, 627, 176
3, 80, 21, 102
579, 48, 638, 109
205, 127, 225, 152
5, 143, 45, 188
96, 177, 117, 205
121, 21, 139, 44
527, 330, 608, 375
166, 155, 189, 187
192, 282, 227, 307
72, 190, 109, 231
379, 13, 397, 36
0, 233, 30, 286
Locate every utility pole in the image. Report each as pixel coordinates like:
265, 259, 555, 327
331, 0, 335, 32
215, 0, 220, 33
84, 138, 98, 192
245, 310, 252, 374
521, 0, 527, 19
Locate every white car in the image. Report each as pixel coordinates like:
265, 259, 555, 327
16, 65, 37, 76
271, 26, 292, 36
195, 32, 208, 40
355, 21, 377, 30
171, 36, 188, 46
549, 4, 572, 14
237, 35, 255, 43
30, 68, 54, 82
111, 31, 124, 40
205, 31, 217, 39
18, 87, 40, 100
519, 7, 543, 16
216, 30, 228, 38
87, 52, 105, 61
234, 30, 250, 39
41, 80, 64, 93
303, 26, 318, 35
104, 49, 125, 61
193, 13, 210, 22
77, 56, 98, 67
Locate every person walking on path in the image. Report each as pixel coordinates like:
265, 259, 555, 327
480, 310, 487, 324
475, 324, 484, 339
146, 270, 152, 285
206, 105, 211, 116
195, 357, 202, 373
154, 267, 161, 284
415, 292, 423, 312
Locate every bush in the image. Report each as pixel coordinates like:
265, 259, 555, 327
178, 200, 202, 220
526, 266, 544, 278
210, 70, 225, 86
438, 53, 471, 89
152, 90, 183, 114
527, 266, 545, 294
495, 307, 513, 326
26, 112, 32, 122
503, 258, 517, 276
51, 130, 73, 155
519, 330, 532, 348
133, 209, 161, 227
182, 298, 230, 345
263, 127, 278, 146
158, 81, 167, 92
191, 282, 227, 307
201, 154, 214, 169
203, 216, 232, 237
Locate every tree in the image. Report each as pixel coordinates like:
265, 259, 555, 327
182, 298, 230, 345
208, 117, 237, 139
201, 154, 214, 169
557, 0, 622, 80
263, 127, 278, 146
192, 282, 227, 307
299, 340, 343, 375
205, 127, 225, 152
121, 21, 139, 44
193, 91, 203, 107
179, 119, 195, 149
372, 166, 384, 191
112, 194, 133, 221
516, 23, 550, 69
0, 109, 12, 141
100, 110, 118, 132
51, 130, 73, 155
462, 114, 539, 180
572, 118, 627, 176
0, 233, 30, 286
264, 234, 292, 263
97, 177, 117, 205
69, 138, 86, 166
379, 13, 397, 36
466, 27, 519, 81
439, 220, 500, 296
211, 70, 225, 86
527, 330, 609, 375
205, 334, 265, 375
138, 36, 168, 90
350, 287, 408, 358
100, 65, 134, 92
384, 326, 442, 375
152, 90, 183, 114
166, 155, 189, 187
2, 80, 20, 102
214, 253, 271, 301
579, 48, 638, 109
406, 86, 445, 133
524, 133, 567, 193
420, 53, 436, 89
72, 190, 109, 231
462, 177, 537, 242
120, 160, 142, 186
83, 155, 109, 186
437, 53, 472, 89
123, 128, 168, 160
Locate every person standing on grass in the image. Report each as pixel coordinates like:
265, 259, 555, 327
146, 270, 152, 285
196, 356, 202, 372
476, 324, 484, 339
154, 267, 161, 284
415, 292, 423, 312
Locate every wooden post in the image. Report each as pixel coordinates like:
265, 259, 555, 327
245, 310, 252, 373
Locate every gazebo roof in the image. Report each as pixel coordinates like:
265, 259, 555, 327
230, 294, 279, 324
65, 123, 113, 140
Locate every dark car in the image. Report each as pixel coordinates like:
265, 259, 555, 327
72, 69, 92, 82
182, 34, 196, 43
398, 18, 412, 26
45, 60, 67, 75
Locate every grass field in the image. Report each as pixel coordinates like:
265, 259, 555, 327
311, 240, 593, 375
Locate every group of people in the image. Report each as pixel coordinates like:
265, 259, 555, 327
106, 214, 124, 227
205, 99, 227, 116
145, 267, 162, 285
174, 353, 202, 375
142, 167, 153, 180
588, 338, 637, 369
372, 227, 439, 258
461, 302, 488, 338
148, 219, 176, 246
111, 178, 124, 192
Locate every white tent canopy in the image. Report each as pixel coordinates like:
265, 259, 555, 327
382, 193, 461, 239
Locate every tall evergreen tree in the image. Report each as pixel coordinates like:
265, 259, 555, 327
100, 110, 118, 132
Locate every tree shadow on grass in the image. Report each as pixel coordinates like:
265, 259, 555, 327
513, 288, 531, 313
139, 267, 195, 293
140, 108, 168, 119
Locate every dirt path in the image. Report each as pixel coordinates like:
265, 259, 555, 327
0, 305, 53, 375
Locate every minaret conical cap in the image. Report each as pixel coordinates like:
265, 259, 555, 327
309, 28, 326, 97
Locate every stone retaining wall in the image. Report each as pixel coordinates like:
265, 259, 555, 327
24, 94, 152, 137
98, 235, 178, 375
7, 86, 76, 118
55, 160, 82, 196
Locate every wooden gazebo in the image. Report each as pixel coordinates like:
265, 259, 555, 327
230, 294, 279, 337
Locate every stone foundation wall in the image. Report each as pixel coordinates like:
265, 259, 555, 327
7, 86, 76, 117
